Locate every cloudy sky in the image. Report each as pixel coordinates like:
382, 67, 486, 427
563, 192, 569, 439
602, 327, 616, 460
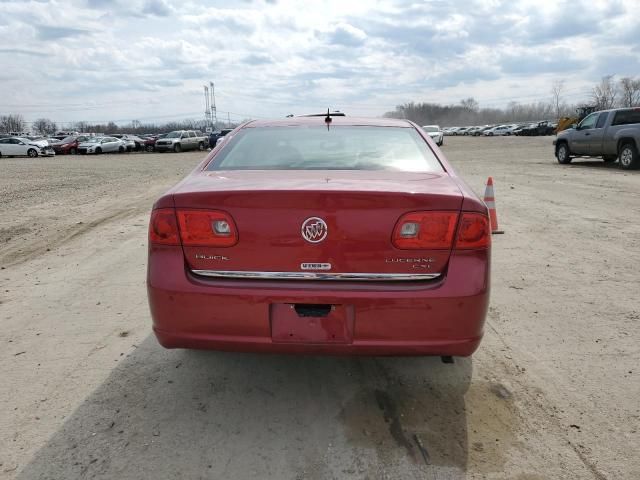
0, 0, 638, 126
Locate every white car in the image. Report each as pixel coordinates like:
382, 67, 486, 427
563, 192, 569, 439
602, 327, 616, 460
501, 124, 521, 135
120, 135, 146, 151
0, 136, 55, 157
77, 136, 126, 154
483, 125, 512, 136
118, 136, 136, 152
422, 125, 444, 146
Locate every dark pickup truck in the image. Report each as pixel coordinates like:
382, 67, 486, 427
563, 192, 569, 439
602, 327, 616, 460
553, 107, 640, 169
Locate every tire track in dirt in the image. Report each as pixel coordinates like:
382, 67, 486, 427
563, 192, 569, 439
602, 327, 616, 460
0, 206, 142, 268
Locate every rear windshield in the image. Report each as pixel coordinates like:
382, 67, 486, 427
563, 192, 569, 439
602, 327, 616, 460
611, 109, 640, 126
207, 126, 443, 172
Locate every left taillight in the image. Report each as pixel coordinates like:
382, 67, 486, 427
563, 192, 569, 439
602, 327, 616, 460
392, 211, 491, 250
176, 209, 238, 247
149, 208, 180, 245
455, 212, 491, 249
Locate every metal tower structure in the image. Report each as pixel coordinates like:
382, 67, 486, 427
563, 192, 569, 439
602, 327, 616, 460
203, 85, 212, 130
209, 81, 217, 128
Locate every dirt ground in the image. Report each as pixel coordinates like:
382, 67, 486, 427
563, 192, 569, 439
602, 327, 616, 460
1, 139, 638, 479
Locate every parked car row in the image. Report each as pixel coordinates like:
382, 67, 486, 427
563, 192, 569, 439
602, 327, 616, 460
443, 121, 558, 137
0, 129, 226, 157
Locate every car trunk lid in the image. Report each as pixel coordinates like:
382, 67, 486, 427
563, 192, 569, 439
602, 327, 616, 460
172, 170, 464, 278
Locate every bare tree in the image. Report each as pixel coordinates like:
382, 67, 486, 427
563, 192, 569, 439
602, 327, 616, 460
0, 114, 26, 133
551, 80, 565, 119
33, 118, 57, 135
618, 77, 640, 107
460, 97, 479, 112
73, 121, 90, 133
592, 75, 617, 110
182, 118, 198, 129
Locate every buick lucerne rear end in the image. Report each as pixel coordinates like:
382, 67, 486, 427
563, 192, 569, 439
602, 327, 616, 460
147, 116, 490, 356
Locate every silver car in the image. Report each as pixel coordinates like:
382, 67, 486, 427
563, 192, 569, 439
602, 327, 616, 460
77, 137, 126, 154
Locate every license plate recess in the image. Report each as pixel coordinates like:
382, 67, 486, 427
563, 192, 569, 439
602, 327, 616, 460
270, 303, 354, 344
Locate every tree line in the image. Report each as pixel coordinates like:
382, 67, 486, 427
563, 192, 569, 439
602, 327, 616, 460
385, 75, 640, 127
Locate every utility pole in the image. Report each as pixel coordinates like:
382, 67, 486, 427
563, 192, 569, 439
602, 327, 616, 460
209, 81, 217, 129
227, 112, 231, 128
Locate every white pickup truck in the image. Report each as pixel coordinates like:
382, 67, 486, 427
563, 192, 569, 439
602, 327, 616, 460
155, 130, 209, 153
553, 107, 640, 170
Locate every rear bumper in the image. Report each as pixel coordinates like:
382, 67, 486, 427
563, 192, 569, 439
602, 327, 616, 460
147, 246, 490, 356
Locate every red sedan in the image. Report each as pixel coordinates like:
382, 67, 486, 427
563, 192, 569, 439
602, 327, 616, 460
147, 115, 490, 357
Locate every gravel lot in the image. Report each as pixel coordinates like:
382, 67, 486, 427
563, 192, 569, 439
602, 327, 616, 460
1, 138, 638, 479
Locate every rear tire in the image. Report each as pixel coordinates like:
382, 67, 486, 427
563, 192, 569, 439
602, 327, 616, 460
119, 146, 125, 153
69, 148, 77, 155
145, 145, 154, 152
619, 143, 639, 170
95, 147, 102, 154
198, 142, 205, 151
556, 143, 572, 164
27, 148, 38, 158
173, 143, 182, 153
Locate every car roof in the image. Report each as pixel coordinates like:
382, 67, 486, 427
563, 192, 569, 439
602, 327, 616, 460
244, 116, 414, 128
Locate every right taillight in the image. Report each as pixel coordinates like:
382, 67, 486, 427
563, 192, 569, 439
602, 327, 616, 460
392, 211, 459, 249
455, 212, 491, 249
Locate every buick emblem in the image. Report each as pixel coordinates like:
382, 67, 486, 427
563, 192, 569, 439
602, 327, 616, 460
301, 217, 328, 243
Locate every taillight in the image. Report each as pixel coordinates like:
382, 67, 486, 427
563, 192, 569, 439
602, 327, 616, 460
177, 209, 238, 247
393, 211, 459, 249
149, 208, 180, 245
455, 213, 490, 249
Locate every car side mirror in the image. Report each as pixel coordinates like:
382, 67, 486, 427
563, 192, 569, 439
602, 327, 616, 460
573, 124, 579, 130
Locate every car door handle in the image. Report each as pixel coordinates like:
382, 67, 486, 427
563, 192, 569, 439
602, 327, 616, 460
584, 132, 590, 136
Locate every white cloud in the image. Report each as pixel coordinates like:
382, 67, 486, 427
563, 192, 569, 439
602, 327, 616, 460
0, 0, 637, 125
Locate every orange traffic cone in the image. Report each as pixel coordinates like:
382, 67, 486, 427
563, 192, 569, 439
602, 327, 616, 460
483, 177, 504, 234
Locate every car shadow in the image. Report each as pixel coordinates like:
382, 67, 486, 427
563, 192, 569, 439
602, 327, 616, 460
566, 159, 635, 171
18, 336, 472, 479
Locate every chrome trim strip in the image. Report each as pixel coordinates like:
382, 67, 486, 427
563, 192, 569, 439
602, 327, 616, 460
191, 270, 441, 282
